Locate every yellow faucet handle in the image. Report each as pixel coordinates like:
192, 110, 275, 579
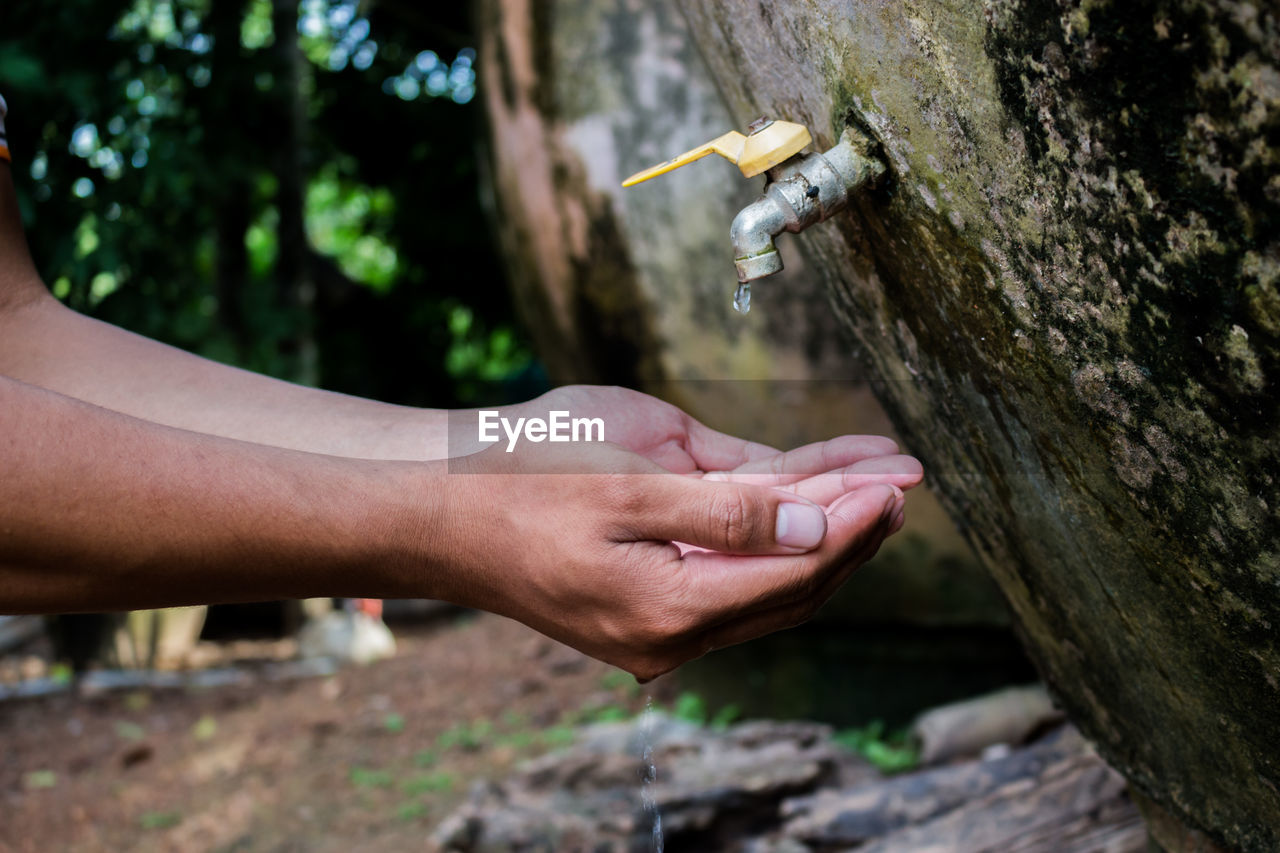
621, 120, 812, 187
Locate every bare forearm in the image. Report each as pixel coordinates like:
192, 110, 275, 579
0, 374, 440, 613
0, 296, 450, 459
0, 159, 450, 460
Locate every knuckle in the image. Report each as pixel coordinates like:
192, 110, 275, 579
710, 488, 762, 552
601, 472, 649, 519
768, 452, 789, 477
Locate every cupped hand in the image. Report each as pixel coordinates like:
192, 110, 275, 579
438, 440, 909, 680
505, 385, 923, 502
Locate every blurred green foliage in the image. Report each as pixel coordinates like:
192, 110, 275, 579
833, 720, 920, 774
138, 810, 183, 830
0, 0, 539, 406
348, 766, 394, 788
436, 717, 492, 750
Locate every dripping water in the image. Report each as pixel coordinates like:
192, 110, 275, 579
733, 282, 751, 314
639, 696, 664, 852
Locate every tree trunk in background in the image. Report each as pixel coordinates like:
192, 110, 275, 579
669, 2, 1275, 851
476, 0, 1010, 633
271, 0, 318, 386
207, 0, 253, 360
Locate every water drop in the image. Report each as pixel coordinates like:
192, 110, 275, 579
733, 282, 751, 314
639, 697, 664, 852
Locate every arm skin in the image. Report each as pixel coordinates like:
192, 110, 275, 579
0, 168, 920, 487
0, 160, 927, 494
0, 373, 435, 612
0, 159, 922, 678
0, 296, 449, 459
0, 370, 905, 678
0, 169, 446, 461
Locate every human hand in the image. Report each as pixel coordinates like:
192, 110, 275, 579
436, 440, 910, 680
501, 385, 922, 507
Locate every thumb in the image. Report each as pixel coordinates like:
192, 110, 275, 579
627, 475, 830, 555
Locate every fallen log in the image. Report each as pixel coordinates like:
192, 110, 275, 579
781, 724, 1085, 845
853, 753, 1143, 853
910, 683, 1064, 765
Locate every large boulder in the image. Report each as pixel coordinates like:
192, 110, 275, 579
671, 2, 1278, 850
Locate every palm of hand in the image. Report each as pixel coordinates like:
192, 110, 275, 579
529, 386, 921, 506
529, 385, 763, 474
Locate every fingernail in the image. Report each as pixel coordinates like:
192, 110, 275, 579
885, 486, 904, 520
776, 502, 827, 549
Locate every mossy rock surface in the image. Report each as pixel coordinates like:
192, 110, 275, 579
677, 1, 1279, 849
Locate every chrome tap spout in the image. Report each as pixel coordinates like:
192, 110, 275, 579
730, 128, 885, 283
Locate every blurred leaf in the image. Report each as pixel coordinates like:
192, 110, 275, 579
3, 0, 538, 407
436, 718, 491, 751
48, 663, 74, 685
139, 810, 182, 830
400, 771, 454, 795
671, 691, 708, 725
191, 714, 217, 741
833, 721, 920, 774
23, 769, 58, 790
115, 720, 147, 741
538, 726, 576, 748
494, 730, 534, 749
395, 800, 428, 821
0, 50, 45, 87
709, 703, 741, 731
349, 766, 393, 788
500, 709, 529, 729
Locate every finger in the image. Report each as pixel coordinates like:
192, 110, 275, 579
668, 484, 900, 616
641, 440, 705, 475
888, 506, 906, 534
695, 489, 904, 653
703, 435, 901, 486
683, 416, 780, 472
621, 473, 834, 555
772, 454, 924, 505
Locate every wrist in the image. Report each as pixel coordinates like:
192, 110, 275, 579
346, 458, 457, 601
368, 407, 449, 461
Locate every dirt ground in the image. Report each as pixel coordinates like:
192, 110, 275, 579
0, 612, 682, 853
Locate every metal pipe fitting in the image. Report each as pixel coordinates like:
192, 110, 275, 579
730, 128, 885, 283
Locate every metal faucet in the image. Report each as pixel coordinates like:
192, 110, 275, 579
623, 118, 886, 286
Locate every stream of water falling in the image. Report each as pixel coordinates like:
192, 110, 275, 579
639, 697, 664, 852
733, 282, 752, 314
